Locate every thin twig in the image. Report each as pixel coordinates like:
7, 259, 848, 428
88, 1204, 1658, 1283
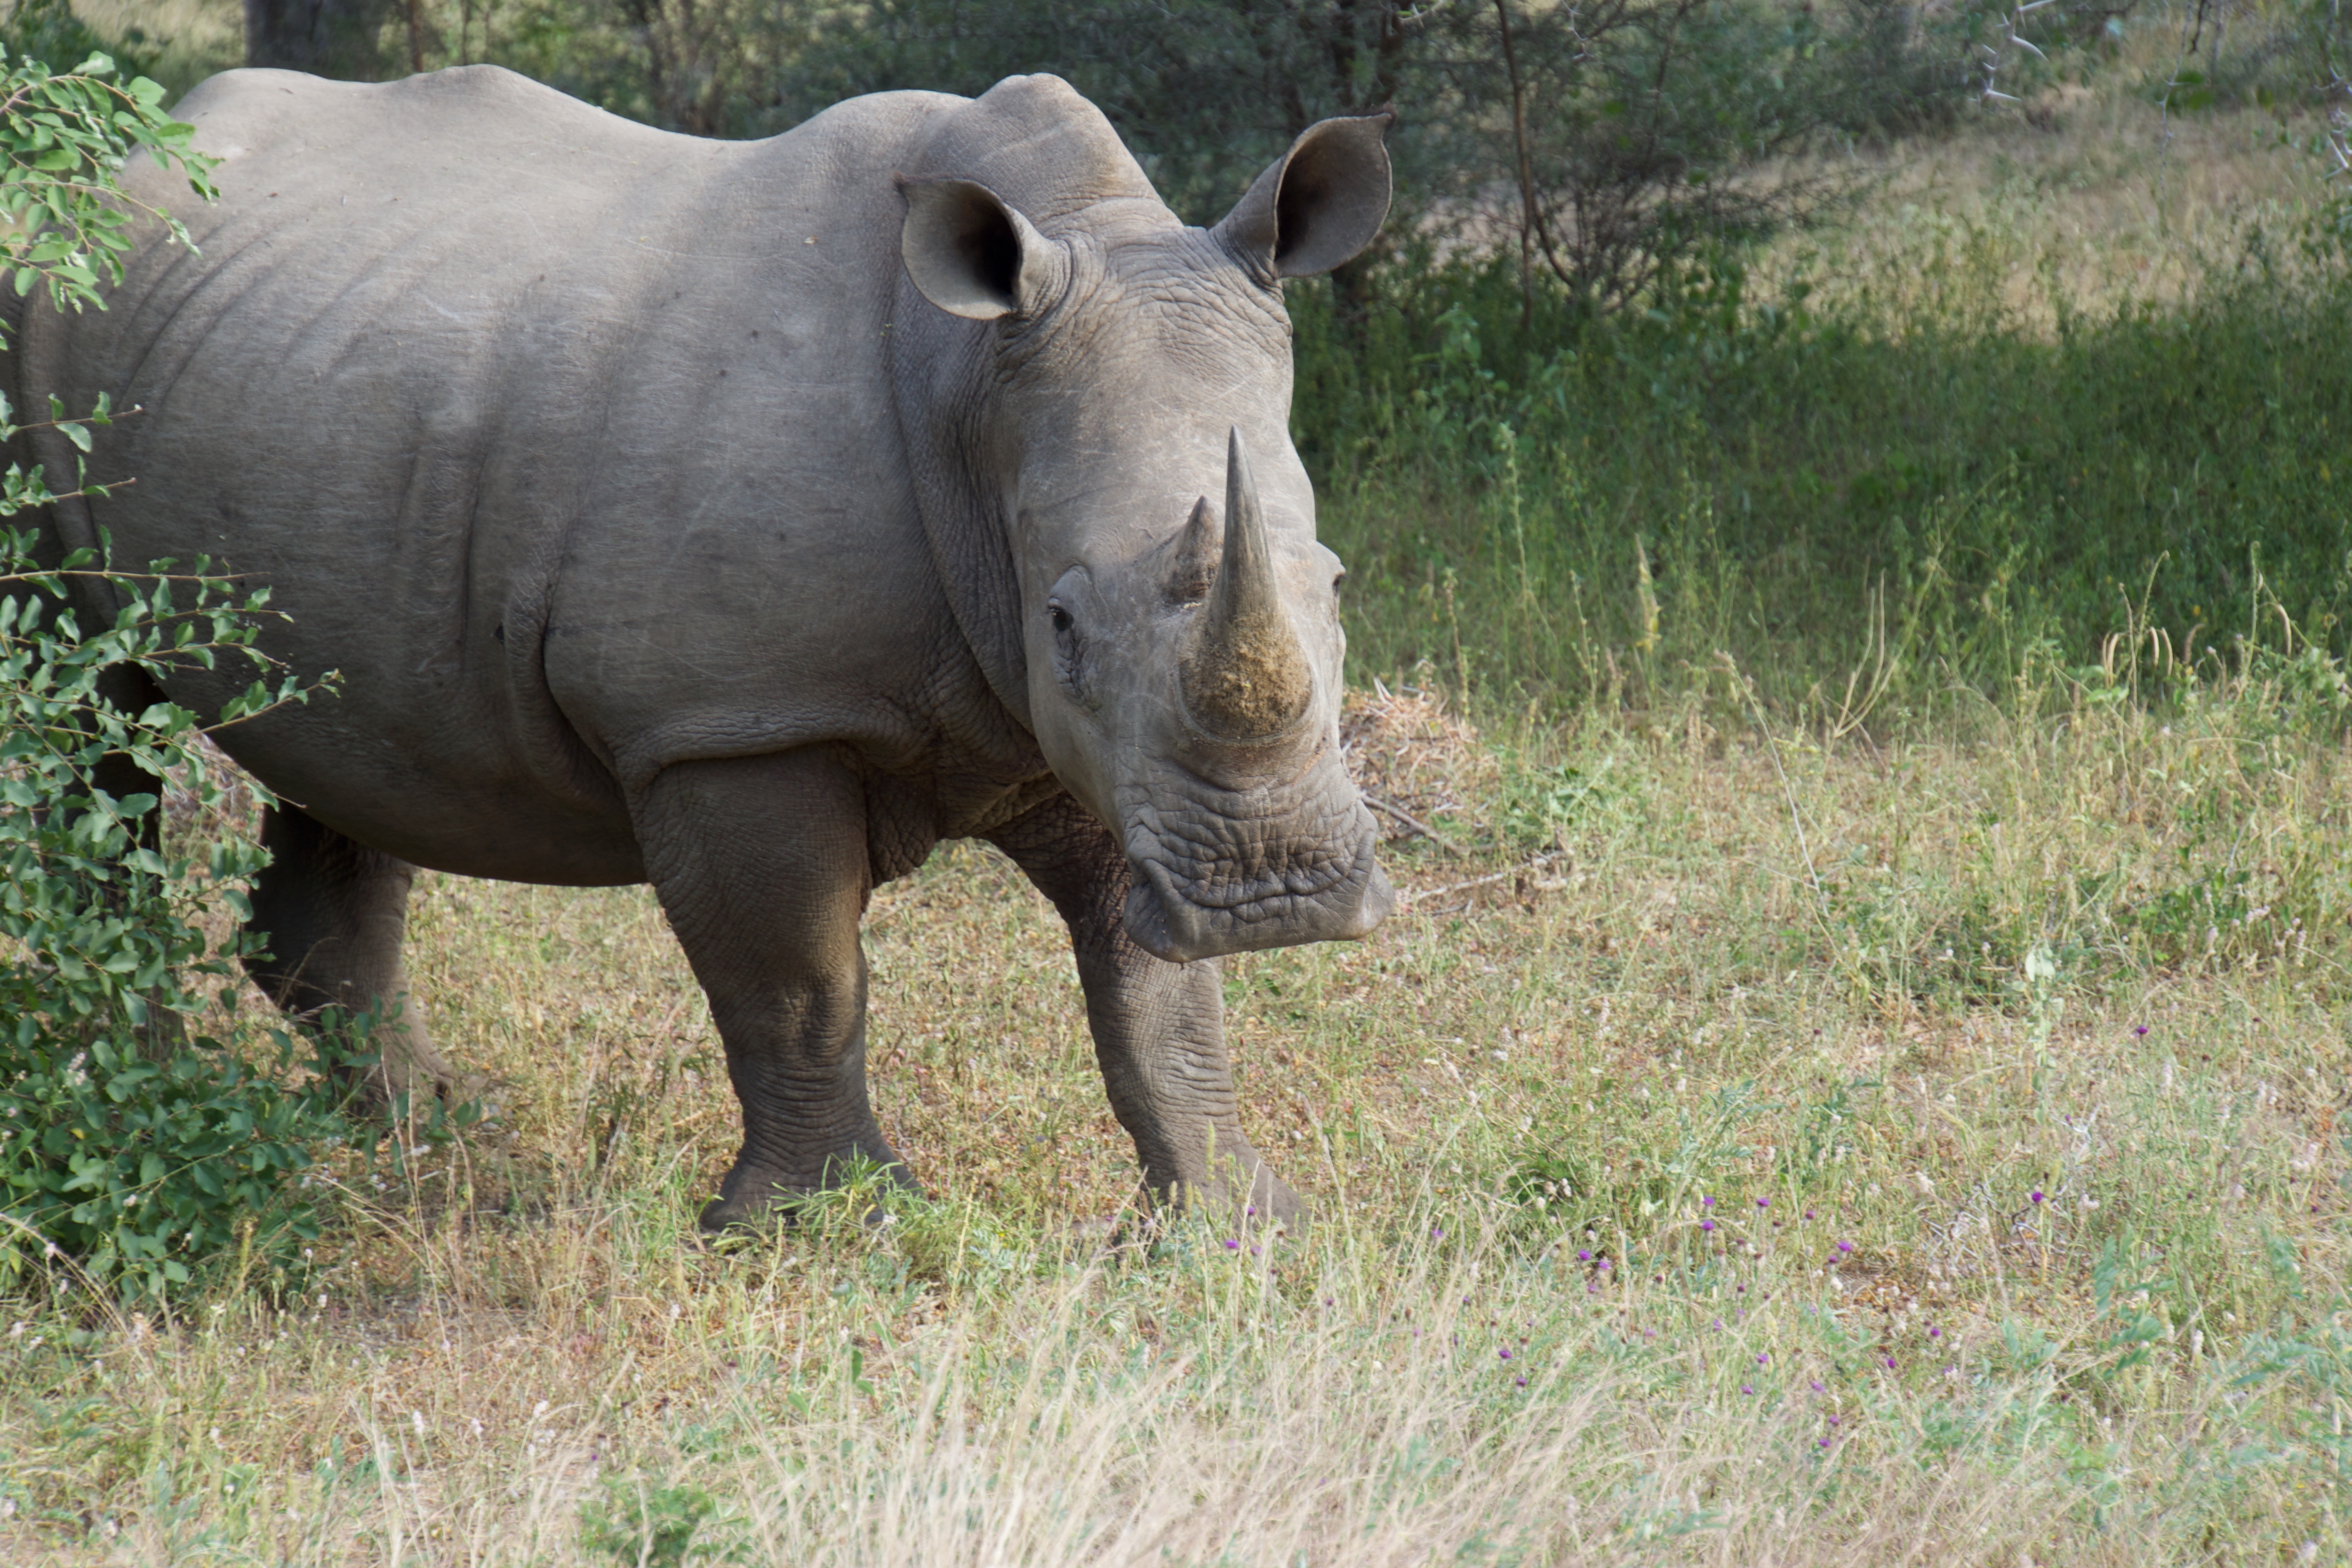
1401, 849, 1566, 907
1364, 793, 1469, 856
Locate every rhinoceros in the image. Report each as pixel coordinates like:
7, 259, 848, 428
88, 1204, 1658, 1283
15, 65, 1395, 1229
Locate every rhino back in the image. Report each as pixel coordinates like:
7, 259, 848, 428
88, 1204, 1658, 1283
36, 67, 985, 881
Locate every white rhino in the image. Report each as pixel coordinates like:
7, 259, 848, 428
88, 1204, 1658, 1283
15, 65, 1395, 1228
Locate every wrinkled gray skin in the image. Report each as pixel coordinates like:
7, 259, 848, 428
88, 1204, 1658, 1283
15, 67, 1396, 1229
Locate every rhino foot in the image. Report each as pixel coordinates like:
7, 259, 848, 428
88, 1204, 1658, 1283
1161, 1155, 1306, 1233
698, 1150, 920, 1234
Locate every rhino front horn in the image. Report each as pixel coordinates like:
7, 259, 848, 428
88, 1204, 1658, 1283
1178, 428, 1312, 741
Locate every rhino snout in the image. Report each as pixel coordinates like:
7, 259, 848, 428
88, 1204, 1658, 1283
1118, 787, 1394, 963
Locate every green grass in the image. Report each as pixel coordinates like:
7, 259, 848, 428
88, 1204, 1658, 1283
1299, 120, 2352, 717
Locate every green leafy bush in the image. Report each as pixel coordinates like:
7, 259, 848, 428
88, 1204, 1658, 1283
0, 45, 370, 1302
0, 523, 371, 1300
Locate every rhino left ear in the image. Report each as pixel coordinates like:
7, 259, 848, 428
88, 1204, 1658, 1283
899, 177, 1056, 321
1212, 112, 1395, 279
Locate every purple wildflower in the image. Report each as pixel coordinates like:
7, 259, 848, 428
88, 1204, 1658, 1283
1499, 1348, 1512, 1361
2134, 1025, 2149, 1037
1701, 1195, 1714, 1207
1803, 1208, 1816, 1220
1223, 1240, 1239, 1250
1757, 1353, 1769, 1365
1701, 1219, 1716, 1233
1756, 1196, 1769, 1209
2030, 1191, 2045, 1204
1809, 1379, 1825, 1393
1835, 1240, 1854, 1254
1741, 1384, 1755, 1395
1927, 1326, 1940, 1339
1578, 1249, 1592, 1261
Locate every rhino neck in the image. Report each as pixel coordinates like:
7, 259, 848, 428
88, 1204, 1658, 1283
886, 281, 1035, 734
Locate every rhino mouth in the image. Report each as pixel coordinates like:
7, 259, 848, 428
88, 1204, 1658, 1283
1118, 786, 1395, 963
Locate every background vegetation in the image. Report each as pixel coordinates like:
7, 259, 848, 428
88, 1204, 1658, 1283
0, 0, 2347, 1562
41, 0, 2350, 715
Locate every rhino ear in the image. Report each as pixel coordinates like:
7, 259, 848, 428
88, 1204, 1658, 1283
899, 177, 1054, 321
1212, 112, 1395, 279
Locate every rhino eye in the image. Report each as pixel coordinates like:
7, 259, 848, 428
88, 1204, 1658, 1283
1047, 600, 1090, 704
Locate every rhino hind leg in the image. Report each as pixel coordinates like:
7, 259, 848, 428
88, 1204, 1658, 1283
633, 748, 912, 1232
987, 794, 1303, 1230
243, 804, 473, 1114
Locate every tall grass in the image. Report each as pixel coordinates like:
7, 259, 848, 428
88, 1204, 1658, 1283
1302, 191, 2352, 717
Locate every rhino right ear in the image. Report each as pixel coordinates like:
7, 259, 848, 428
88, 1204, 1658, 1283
1212, 112, 1394, 279
898, 178, 1054, 321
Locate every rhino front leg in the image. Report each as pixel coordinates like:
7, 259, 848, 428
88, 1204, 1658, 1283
633, 747, 908, 1231
988, 793, 1302, 1229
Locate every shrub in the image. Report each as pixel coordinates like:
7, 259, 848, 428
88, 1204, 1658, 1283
0, 524, 372, 1301
0, 46, 373, 1303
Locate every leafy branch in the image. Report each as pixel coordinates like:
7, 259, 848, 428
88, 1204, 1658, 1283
0, 44, 217, 338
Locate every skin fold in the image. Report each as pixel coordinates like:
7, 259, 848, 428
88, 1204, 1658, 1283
18, 66, 1394, 1229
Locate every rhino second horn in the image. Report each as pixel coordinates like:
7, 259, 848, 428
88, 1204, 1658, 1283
1178, 428, 1313, 740
1167, 495, 1220, 606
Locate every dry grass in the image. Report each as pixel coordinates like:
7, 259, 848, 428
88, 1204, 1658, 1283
1755, 5, 2338, 332
4, 652, 2348, 1564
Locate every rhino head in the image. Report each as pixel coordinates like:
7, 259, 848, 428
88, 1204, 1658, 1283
892, 79, 1396, 962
